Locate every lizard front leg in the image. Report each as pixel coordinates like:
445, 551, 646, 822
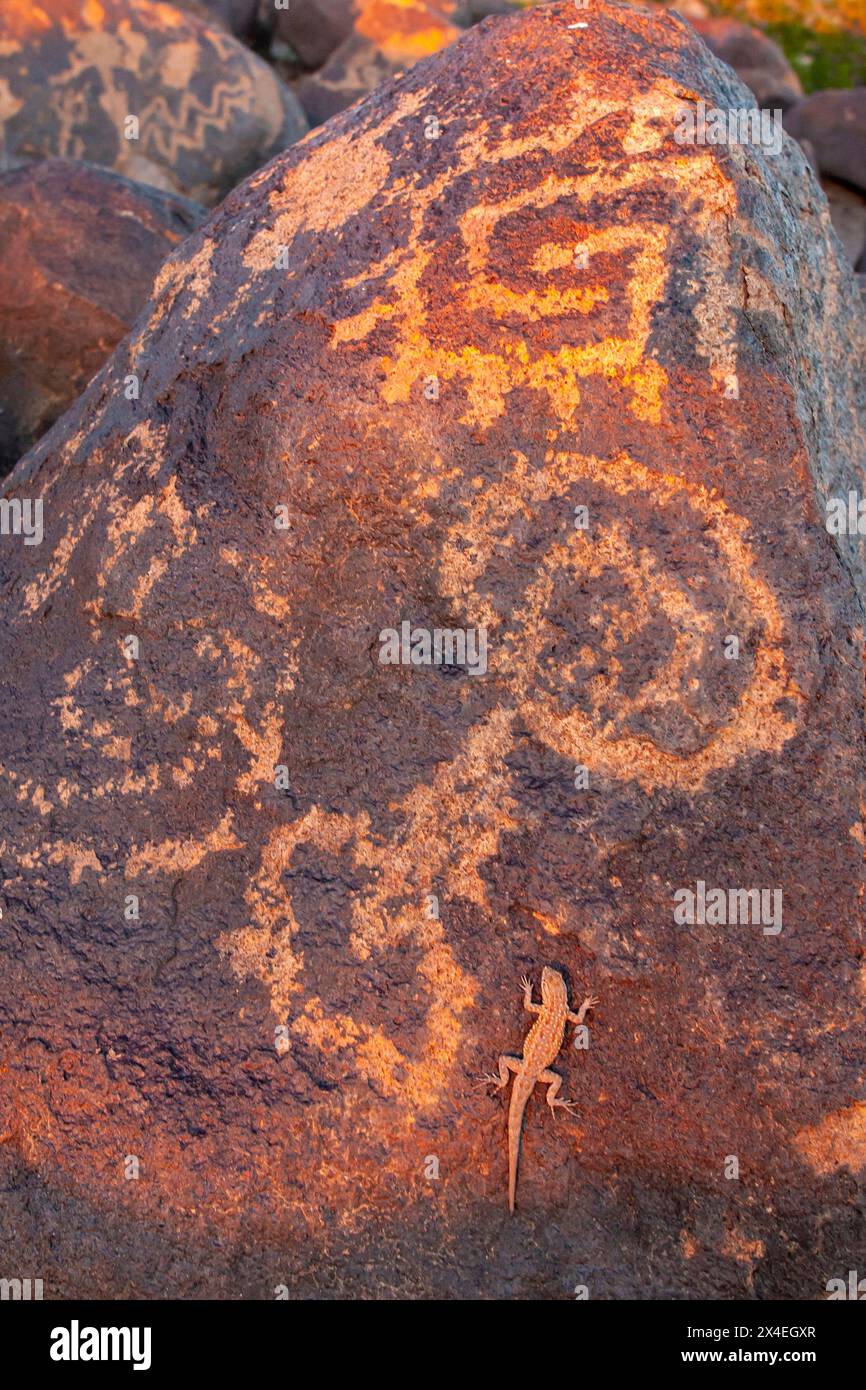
539, 1068, 580, 1117
520, 974, 541, 1014
479, 1054, 521, 1090
567, 994, 599, 1026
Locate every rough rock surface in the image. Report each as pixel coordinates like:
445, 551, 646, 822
691, 16, 802, 109
0, 159, 204, 477
1, 0, 865, 1300
785, 90, 866, 195
297, 1, 461, 124
0, 0, 307, 206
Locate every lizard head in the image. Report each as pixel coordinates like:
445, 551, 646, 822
540, 966, 567, 1006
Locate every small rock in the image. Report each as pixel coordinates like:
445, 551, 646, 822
297, 3, 460, 124
277, 0, 460, 71
297, 35, 397, 125
274, 0, 357, 68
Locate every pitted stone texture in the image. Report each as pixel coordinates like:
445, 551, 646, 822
0, 159, 204, 476
1, 0, 865, 1299
0, 0, 307, 205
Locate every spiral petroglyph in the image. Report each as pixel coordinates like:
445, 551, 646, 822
0, 433, 800, 1116
217, 445, 802, 1106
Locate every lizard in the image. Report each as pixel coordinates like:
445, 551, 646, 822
482, 967, 598, 1213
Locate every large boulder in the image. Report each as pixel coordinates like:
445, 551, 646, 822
0, 0, 307, 205
0, 159, 204, 477
1, 0, 864, 1300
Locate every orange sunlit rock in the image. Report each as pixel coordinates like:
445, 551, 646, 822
0, 0, 864, 1299
354, 0, 460, 57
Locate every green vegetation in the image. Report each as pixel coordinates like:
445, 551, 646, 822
764, 22, 866, 90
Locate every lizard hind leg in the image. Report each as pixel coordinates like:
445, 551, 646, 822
540, 1068, 580, 1118
478, 1054, 521, 1091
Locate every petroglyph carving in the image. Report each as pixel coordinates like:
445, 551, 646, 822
0, 71, 801, 1121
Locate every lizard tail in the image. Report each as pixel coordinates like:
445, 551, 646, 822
508, 1090, 529, 1214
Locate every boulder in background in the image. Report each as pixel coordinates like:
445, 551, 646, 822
296, 0, 461, 123
785, 89, 866, 194
0, 159, 204, 476
692, 16, 802, 108
0, 0, 307, 205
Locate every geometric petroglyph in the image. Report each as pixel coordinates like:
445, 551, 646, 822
328, 141, 740, 426
334, 202, 670, 429
239, 85, 744, 417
